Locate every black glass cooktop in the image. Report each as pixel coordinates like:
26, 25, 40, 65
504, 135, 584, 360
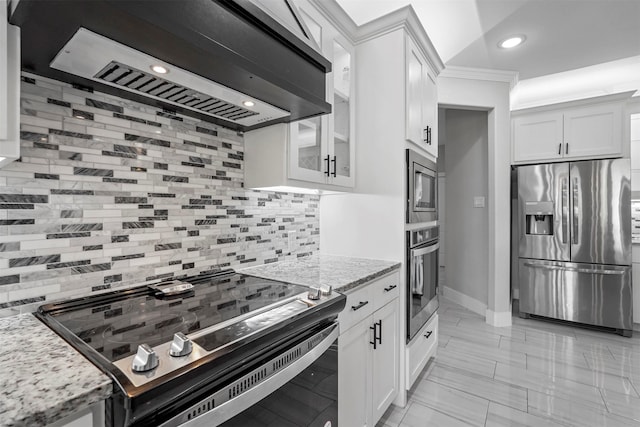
46, 273, 308, 362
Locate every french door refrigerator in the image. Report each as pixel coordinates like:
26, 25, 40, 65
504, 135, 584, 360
517, 159, 632, 336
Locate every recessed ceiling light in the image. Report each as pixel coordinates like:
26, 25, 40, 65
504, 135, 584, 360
150, 65, 168, 74
243, 101, 255, 107
499, 36, 526, 49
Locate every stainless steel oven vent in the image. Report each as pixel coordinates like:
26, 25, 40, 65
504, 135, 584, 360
95, 61, 258, 122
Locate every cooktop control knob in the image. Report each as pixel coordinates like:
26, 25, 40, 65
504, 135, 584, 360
307, 287, 321, 300
170, 332, 193, 357
132, 344, 159, 372
321, 286, 333, 296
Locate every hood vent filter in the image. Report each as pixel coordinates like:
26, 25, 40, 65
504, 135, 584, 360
49, 28, 290, 127
96, 61, 258, 121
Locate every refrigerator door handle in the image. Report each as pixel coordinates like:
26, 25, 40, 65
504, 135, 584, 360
572, 177, 579, 245
522, 262, 626, 275
561, 178, 568, 244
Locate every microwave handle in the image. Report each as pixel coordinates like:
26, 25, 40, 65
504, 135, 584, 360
411, 242, 439, 257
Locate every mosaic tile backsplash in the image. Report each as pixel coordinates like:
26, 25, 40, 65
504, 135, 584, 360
0, 74, 320, 317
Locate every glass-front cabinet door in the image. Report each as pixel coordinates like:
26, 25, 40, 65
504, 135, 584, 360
288, 0, 355, 189
329, 38, 355, 187
289, 115, 329, 182
288, 6, 329, 183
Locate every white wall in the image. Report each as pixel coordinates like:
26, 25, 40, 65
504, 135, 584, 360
320, 28, 406, 261
438, 72, 512, 326
443, 109, 488, 305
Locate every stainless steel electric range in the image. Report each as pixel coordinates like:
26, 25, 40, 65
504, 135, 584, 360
36, 270, 346, 427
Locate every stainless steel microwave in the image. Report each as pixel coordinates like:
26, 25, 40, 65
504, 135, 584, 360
406, 149, 437, 223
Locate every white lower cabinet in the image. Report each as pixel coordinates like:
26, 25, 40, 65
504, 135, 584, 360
406, 312, 438, 390
338, 272, 399, 426
47, 401, 104, 427
371, 300, 399, 422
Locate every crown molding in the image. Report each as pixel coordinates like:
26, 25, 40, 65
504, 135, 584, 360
440, 66, 519, 90
354, 5, 444, 74
511, 90, 637, 115
307, 0, 358, 45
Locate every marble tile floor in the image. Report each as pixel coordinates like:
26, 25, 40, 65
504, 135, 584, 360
378, 298, 640, 427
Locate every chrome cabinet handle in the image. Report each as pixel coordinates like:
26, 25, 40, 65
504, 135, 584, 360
324, 155, 330, 176
558, 143, 562, 155
351, 301, 369, 311
331, 156, 337, 177
565, 143, 569, 155
383, 285, 397, 292
424, 330, 433, 339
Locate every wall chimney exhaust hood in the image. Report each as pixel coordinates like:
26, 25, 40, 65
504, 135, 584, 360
9, 0, 332, 131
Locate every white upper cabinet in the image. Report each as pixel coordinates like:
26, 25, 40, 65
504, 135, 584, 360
512, 92, 632, 164
0, 0, 20, 168
563, 103, 623, 158
513, 111, 564, 163
244, 0, 356, 191
405, 34, 437, 159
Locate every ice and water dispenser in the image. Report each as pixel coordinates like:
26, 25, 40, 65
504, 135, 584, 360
524, 201, 554, 235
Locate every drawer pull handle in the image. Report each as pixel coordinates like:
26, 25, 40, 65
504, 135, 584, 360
351, 301, 369, 311
424, 331, 433, 339
383, 285, 397, 292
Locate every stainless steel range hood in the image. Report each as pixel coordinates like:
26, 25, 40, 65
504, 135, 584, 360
9, 0, 332, 131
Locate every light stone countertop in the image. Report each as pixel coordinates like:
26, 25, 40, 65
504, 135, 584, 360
240, 254, 401, 293
0, 314, 112, 427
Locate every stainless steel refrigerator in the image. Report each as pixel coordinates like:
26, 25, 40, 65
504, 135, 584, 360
517, 159, 632, 336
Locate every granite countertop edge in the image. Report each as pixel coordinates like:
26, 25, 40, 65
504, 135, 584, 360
240, 254, 402, 294
334, 263, 401, 293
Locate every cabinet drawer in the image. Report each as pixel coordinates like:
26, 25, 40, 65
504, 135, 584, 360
339, 285, 374, 333
406, 313, 438, 389
371, 272, 400, 309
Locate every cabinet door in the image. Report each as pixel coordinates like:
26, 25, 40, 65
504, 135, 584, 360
563, 103, 622, 159
338, 320, 372, 427
289, 116, 330, 183
513, 111, 564, 163
405, 35, 426, 147
328, 36, 355, 188
371, 300, 399, 423
423, 70, 438, 158
0, 1, 20, 168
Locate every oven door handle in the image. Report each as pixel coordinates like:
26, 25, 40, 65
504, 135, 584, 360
411, 242, 439, 257
160, 323, 339, 427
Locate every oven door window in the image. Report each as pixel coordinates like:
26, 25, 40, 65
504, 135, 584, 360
414, 166, 436, 211
408, 240, 439, 340
221, 341, 338, 427
411, 244, 438, 306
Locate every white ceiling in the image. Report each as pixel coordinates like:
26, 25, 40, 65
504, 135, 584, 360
335, 0, 640, 80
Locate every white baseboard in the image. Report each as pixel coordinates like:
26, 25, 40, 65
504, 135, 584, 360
441, 285, 486, 317
486, 309, 512, 327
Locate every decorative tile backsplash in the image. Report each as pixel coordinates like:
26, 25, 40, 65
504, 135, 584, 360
0, 74, 319, 317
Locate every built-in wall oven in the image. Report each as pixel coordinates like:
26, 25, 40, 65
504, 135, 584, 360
407, 149, 438, 223
406, 225, 439, 342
